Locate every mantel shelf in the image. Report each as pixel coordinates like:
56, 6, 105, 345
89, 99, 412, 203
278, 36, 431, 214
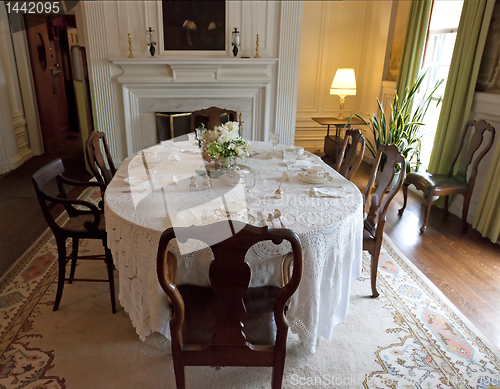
110, 57, 278, 67
111, 57, 278, 84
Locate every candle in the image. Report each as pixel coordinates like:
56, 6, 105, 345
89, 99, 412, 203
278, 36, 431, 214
256, 3, 259, 34
127, 1, 130, 33
234, 0, 237, 26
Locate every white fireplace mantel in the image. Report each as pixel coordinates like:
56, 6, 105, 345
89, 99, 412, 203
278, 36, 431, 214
111, 58, 279, 156
110, 58, 278, 84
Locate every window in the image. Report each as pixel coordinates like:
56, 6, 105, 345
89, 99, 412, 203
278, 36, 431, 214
417, 0, 464, 170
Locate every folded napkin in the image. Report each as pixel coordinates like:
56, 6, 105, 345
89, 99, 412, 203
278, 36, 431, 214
169, 208, 202, 227
295, 159, 316, 167
313, 187, 348, 198
168, 153, 181, 161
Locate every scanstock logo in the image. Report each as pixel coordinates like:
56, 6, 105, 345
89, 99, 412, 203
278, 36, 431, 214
3, 1, 80, 33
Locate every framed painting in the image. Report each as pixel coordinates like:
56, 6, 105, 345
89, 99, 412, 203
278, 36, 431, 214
162, 0, 226, 51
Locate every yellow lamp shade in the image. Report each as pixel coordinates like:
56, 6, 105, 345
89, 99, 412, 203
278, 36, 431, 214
330, 68, 357, 97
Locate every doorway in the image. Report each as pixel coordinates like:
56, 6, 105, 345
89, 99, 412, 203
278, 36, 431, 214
24, 14, 82, 156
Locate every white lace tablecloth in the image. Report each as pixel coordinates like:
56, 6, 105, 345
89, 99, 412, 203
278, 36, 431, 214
104, 141, 363, 353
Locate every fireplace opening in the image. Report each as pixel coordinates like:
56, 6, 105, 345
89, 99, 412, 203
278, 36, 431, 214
155, 108, 239, 141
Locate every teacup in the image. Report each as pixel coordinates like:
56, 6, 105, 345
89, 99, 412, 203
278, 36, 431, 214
289, 145, 304, 156
223, 169, 244, 185
215, 202, 248, 218
306, 166, 328, 180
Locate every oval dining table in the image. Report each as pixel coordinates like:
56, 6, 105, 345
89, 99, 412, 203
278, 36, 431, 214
104, 140, 363, 353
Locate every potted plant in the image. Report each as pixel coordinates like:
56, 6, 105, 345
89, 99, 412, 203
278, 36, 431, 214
351, 71, 443, 174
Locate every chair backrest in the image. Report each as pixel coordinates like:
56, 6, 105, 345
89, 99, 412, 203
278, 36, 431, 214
334, 128, 366, 180
190, 106, 237, 132
448, 120, 495, 186
85, 131, 116, 185
32, 158, 66, 232
157, 220, 302, 369
363, 144, 406, 236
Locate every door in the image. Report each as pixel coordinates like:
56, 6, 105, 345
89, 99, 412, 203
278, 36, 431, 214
25, 17, 71, 153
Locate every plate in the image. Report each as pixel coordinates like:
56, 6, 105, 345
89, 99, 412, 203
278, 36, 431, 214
208, 213, 256, 225
124, 176, 150, 185
219, 173, 243, 186
297, 151, 313, 160
298, 173, 333, 184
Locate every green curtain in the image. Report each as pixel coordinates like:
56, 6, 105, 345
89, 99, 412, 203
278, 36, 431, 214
473, 143, 500, 243
427, 0, 495, 174
395, 0, 433, 100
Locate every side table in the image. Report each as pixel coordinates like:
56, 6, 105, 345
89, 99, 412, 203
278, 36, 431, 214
312, 116, 367, 165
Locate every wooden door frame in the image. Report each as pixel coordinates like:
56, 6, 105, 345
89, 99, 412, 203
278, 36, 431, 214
11, 27, 44, 156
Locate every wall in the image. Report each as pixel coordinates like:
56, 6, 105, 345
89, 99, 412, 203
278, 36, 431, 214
77, 0, 302, 163
294, 1, 393, 154
0, 4, 31, 173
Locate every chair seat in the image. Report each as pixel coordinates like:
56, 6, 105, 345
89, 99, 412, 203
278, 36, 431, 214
64, 213, 106, 235
177, 284, 280, 346
405, 172, 468, 195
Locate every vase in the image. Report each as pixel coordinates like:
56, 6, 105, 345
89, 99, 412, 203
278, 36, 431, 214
214, 156, 237, 170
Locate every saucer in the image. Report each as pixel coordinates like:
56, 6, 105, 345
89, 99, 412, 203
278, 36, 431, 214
297, 151, 313, 160
124, 176, 150, 185
298, 173, 333, 184
217, 202, 247, 216
209, 213, 256, 225
219, 173, 243, 186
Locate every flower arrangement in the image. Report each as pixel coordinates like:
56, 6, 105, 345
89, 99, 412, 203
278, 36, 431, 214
200, 121, 251, 162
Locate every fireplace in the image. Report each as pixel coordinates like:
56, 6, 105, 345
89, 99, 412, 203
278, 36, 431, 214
111, 58, 278, 156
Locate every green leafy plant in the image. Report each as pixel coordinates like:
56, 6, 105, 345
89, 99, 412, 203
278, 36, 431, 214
351, 71, 443, 172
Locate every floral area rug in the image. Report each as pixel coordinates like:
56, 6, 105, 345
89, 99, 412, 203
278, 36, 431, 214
0, 190, 499, 388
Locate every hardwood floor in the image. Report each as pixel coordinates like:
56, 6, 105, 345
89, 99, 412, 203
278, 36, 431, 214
0, 134, 90, 277
351, 162, 500, 352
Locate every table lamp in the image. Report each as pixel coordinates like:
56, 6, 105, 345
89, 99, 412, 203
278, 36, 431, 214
330, 68, 356, 119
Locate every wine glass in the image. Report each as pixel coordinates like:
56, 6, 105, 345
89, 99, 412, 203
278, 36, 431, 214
270, 131, 279, 151
195, 127, 205, 147
243, 172, 256, 201
283, 149, 297, 170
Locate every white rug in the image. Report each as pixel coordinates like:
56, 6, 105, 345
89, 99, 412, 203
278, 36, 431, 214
1, 198, 499, 388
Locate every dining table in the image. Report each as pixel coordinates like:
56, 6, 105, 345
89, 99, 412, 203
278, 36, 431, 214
104, 140, 363, 353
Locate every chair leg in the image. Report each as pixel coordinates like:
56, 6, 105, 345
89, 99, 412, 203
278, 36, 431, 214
53, 239, 68, 311
104, 246, 117, 314
398, 182, 410, 216
271, 355, 286, 389
172, 357, 186, 389
68, 238, 79, 284
420, 195, 439, 234
462, 192, 472, 231
370, 250, 380, 299
444, 196, 450, 216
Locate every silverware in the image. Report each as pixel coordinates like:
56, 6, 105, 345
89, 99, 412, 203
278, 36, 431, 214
267, 213, 276, 227
273, 209, 285, 228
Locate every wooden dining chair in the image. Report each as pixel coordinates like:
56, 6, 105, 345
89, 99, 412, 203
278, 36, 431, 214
190, 106, 237, 132
364, 144, 405, 298
156, 220, 303, 389
334, 128, 366, 180
398, 120, 495, 233
85, 131, 116, 185
32, 158, 116, 313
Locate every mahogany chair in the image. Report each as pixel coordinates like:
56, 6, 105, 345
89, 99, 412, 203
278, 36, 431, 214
156, 220, 303, 389
333, 128, 366, 180
85, 131, 116, 185
398, 120, 495, 233
363, 144, 405, 298
32, 158, 116, 313
190, 106, 238, 132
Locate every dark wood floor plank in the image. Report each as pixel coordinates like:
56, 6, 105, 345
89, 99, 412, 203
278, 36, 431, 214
351, 161, 500, 352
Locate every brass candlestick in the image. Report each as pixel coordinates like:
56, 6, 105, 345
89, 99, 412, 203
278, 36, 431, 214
254, 34, 261, 58
128, 33, 135, 58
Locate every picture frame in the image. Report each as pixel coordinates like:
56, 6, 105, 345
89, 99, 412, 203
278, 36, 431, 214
162, 0, 226, 51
